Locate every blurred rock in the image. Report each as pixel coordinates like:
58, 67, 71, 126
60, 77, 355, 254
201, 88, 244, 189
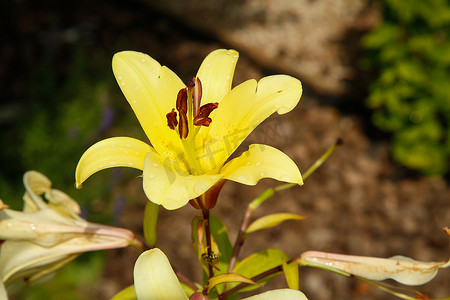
138, 0, 378, 95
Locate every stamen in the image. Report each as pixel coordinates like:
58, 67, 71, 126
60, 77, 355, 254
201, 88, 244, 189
166, 109, 178, 130
193, 102, 219, 127
178, 110, 189, 139
167, 78, 217, 137
176, 88, 188, 113
186, 79, 195, 88
192, 77, 202, 117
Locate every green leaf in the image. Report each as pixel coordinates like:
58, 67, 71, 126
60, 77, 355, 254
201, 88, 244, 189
248, 188, 275, 210
282, 260, 299, 290
210, 214, 233, 275
362, 23, 401, 49
191, 216, 208, 278
207, 273, 260, 293
143, 201, 159, 247
180, 282, 197, 298
229, 249, 289, 292
245, 213, 306, 235
110, 285, 137, 300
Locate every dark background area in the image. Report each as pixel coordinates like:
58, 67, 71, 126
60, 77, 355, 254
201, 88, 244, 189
1, 0, 449, 299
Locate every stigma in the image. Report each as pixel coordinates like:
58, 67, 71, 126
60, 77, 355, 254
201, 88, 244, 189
166, 78, 218, 139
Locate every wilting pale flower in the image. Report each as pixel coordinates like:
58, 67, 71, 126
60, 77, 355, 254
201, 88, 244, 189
76, 49, 303, 210
0, 171, 140, 290
298, 251, 450, 286
133, 248, 308, 300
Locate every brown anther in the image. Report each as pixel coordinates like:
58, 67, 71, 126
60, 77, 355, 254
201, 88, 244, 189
178, 110, 189, 139
193, 102, 218, 127
166, 109, 178, 130
176, 88, 188, 113
193, 116, 212, 127
186, 79, 195, 88
192, 77, 202, 117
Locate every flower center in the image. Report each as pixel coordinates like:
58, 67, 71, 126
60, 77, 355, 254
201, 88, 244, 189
166, 77, 218, 139
166, 78, 218, 174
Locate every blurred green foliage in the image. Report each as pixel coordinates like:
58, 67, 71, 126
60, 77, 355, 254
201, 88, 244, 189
0, 45, 140, 299
362, 0, 450, 175
1, 47, 105, 208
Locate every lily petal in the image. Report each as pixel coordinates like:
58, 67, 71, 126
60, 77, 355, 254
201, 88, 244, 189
0, 282, 7, 300
299, 251, 450, 286
23, 170, 51, 212
220, 144, 303, 186
112, 51, 185, 158
143, 152, 223, 210
196, 49, 239, 105
1, 235, 130, 285
134, 248, 188, 300
76, 137, 154, 188
45, 189, 82, 218
243, 289, 308, 300
204, 75, 302, 169
0, 171, 139, 289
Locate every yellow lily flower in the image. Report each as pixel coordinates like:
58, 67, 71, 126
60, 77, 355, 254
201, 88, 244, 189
76, 49, 303, 210
0, 171, 140, 288
133, 248, 308, 300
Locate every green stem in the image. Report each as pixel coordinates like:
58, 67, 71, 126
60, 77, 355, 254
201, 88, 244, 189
224, 139, 342, 292
252, 138, 343, 208
227, 205, 254, 273
202, 209, 214, 280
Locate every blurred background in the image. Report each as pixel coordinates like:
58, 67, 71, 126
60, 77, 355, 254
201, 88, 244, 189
1, 0, 449, 299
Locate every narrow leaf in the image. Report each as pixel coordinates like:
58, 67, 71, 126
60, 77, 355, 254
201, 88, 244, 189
143, 201, 159, 247
282, 260, 299, 290
248, 188, 275, 210
210, 214, 233, 273
230, 249, 289, 292
110, 285, 137, 300
245, 213, 306, 235
207, 273, 260, 293
180, 282, 197, 298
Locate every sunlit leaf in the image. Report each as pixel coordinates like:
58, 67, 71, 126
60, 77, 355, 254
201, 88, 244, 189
143, 201, 159, 247
282, 259, 299, 290
180, 282, 197, 298
209, 214, 233, 294
210, 214, 233, 265
245, 213, 306, 235
443, 227, 450, 236
230, 249, 289, 292
110, 285, 137, 300
207, 273, 260, 293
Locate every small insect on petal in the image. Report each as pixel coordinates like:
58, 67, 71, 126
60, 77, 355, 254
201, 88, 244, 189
166, 109, 178, 130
